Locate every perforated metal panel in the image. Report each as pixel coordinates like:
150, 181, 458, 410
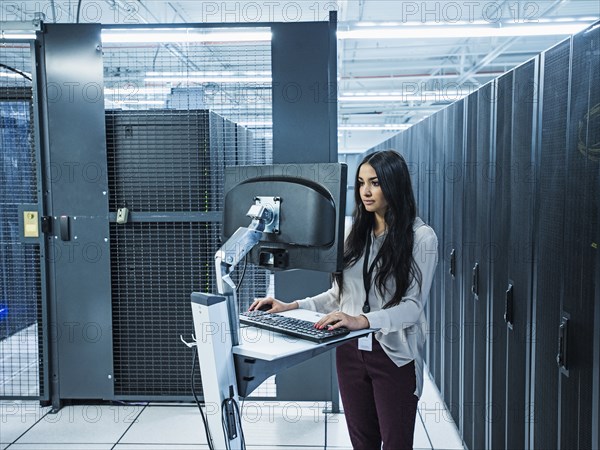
561, 25, 599, 449
489, 71, 513, 450
106, 110, 220, 213
428, 111, 443, 389
533, 39, 570, 450
473, 82, 493, 450
462, 92, 478, 450
506, 58, 537, 450
103, 28, 272, 399
0, 42, 44, 399
110, 222, 217, 396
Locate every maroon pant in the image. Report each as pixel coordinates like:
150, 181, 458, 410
336, 338, 418, 450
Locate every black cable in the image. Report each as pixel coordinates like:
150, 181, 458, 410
191, 350, 216, 450
232, 398, 246, 449
0, 64, 32, 81
221, 396, 246, 450
76, 0, 83, 23
235, 255, 249, 316
221, 408, 231, 450
323, 401, 329, 450
235, 255, 248, 294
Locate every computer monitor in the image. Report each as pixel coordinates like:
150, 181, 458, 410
223, 163, 347, 273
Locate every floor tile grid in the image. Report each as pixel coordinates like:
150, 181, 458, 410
2, 403, 455, 450
2, 371, 464, 449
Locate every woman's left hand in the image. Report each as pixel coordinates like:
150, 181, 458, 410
314, 311, 370, 331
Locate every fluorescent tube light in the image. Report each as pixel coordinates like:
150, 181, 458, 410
0, 72, 31, 79
144, 77, 271, 83
339, 124, 411, 131
338, 22, 593, 39
340, 94, 468, 103
104, 87, 172, 95
236, 121, 273, 127
0, 32, 36, 39
355, 20, 489, 27
102, 29, 271, 44
1, 21, 39, 40
111, 100, 166, 105
145, 71, 271, 77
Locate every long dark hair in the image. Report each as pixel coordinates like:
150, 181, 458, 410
334, 150, 422, 308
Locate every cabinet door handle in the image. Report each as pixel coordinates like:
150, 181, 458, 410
450, 249, 456, 278
41, 216, 53, 234
504, 283, 514, 329
471, 262, 479, 297
557, 314, 569, 374
60, 215, 70, 241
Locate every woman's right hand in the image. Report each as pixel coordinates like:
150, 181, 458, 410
248, 296, 298, 313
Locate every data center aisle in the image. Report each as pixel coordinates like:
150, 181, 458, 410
1, 371, 463, 450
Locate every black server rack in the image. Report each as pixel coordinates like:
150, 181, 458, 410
461, 92, 478, 450
105, 109, 266, 398
441, 102, 456, 412
411, 121, 425, 208
0, 104, 39, 340
506, 58, 538, 450
489, 70, 513, 450
428, 111, 444, 389
561, 25, 599, 449
419, 120, 431, 225
473, 81, 493, 450
532, 38, 570, 450
362, 20, 600, 450
444, 100, 466, 424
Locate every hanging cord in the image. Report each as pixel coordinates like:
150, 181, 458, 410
190, 350, 216, 450
0, 64, 32, 81
76, 0, 83, 23
221, 390, 246, 450
235, 255, 249, 315
235, 255, 248, 294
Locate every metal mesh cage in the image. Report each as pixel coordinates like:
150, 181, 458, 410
103, 28, 272, 398
0, 42, 43, 398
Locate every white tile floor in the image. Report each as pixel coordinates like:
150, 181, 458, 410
1, 371, 464, 450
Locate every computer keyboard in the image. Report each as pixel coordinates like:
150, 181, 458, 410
240, 310, 350, 343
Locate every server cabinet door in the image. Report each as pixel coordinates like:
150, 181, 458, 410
473, 82, 494, 450
489, 71, 513, 450
461, 92, 478, 450
532, 39, 570, 450
42, 24, 114, 403
561, 25, 599, 450
505, 58, 538, 450
449, 100, 465, 426
428, 113, 444, 387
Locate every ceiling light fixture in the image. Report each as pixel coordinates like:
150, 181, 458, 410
0, 71, 32, 79
110, 100, 166, 105
339, 124, 412, 131
143, 77, 272, 83
355, 20, 489, 27
0, 32, 36, 39
104, 87, 173, 95
101, 29, 272, 44
0, 20, 40, 40
340, 93, 470, 103
338, 22, 593, 39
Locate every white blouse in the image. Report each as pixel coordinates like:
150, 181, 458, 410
296, 217, 439, 398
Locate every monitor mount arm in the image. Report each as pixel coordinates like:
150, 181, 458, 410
214, 197, 280, 346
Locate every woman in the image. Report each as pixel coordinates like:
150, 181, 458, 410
250, 150, 438, 449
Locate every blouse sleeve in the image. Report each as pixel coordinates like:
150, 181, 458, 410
295, 282, 340, 314
363, 225, 439, 333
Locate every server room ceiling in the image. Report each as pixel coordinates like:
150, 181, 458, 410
2, 0, 599, 154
